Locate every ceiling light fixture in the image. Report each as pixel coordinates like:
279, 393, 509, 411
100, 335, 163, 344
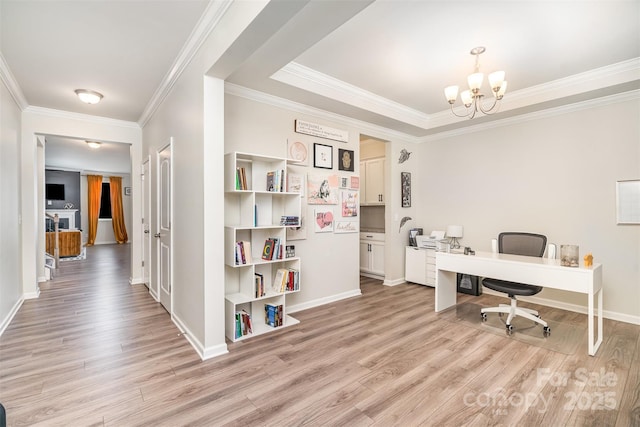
75, 89, 103, 104
444, 47, 507, 119
86, 141, 101, 149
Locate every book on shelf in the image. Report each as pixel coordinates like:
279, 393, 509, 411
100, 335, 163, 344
255, 273, 265, 298
235, 241, 252, 265
280, 216, 300, 226
266, 170, 285, 192
271, 237, 281, 260
265, 303, 283, 327
273, 268, 288, 293
235, 310, 253, 338
262, 239, 275, 260
235, 167, 248, 190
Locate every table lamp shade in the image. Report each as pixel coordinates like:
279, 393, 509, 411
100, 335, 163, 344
447, 225, 463, 238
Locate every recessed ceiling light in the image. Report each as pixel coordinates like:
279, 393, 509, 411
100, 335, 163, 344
86, 141, 101, 149
75, 89, 103, 104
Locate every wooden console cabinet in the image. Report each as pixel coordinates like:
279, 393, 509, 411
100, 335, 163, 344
46, 231, 82, 257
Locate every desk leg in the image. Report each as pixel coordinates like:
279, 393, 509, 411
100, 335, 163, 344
435, 269, 457, 312
588, 288, 604, 356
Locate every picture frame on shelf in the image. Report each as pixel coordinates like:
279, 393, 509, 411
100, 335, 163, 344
313, 143, 333, 169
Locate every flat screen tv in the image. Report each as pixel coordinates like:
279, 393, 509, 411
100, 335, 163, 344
46, 183, 65, 200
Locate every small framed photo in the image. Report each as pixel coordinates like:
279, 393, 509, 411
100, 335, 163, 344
401, 172, 411, 208
124, 187, 132, 196
314, 143, 333, 169
338, 149, 354, 171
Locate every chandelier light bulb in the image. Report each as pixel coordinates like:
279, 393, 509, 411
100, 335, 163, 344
488, 70, 505, 91
444, 85, 459, 103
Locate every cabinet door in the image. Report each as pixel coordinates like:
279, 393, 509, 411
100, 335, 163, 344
369, 242, 385, 276
360, 241, 371, 272
365, 159, 385, 204
405, 247, 426, 285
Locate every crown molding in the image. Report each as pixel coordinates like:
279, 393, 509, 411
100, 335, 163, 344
420, 89, 640, 142
271, 61, 431, 129
272, 58, 640, 134
225, 82, 420, 144
24, 106, 141, 130
0, 52, 28, 110
137, 0, 233, 128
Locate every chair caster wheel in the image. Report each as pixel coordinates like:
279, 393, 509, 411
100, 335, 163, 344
481, 313, 487, 322
506, 324, 514, 335
543, 326, 551, 336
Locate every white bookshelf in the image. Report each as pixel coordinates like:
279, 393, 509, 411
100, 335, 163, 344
224, 152, 302, 342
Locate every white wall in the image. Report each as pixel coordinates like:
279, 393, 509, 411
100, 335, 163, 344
415, 97, 640, 322
224, 94, 362, 311
0, 75, 23, 334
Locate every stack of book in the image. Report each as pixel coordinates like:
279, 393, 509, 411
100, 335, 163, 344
266, 170, 284, 192
273, 268, 300, 293
264, 303, 283, 327
235, 310, 252, 338
235, 241, 252, 265
280, 216, 300, 226
261, 237, 283, 261
235, 167, 248, 190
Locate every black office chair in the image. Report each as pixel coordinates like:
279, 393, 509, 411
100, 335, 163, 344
481, 232, 551, 336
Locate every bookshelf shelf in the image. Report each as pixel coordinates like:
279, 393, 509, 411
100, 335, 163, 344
224, 152, 302, 342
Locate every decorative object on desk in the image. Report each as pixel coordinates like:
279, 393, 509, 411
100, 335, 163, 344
341, 190, 358, 217
401, 172, 411, 208
398, 148, 412, 164
561, 244, 579, 267
313, 143, 333, 169
548, 243, 557, 259
314, 207, 334, 232
399, 216, 412, 232
338, 149, 354, 171
287, 139, 309, 165
408, 228, 422, 246
307, 174, 338, 204
447, 225, 463, 249
584, 253, 593, 267
436, 240, 450, 252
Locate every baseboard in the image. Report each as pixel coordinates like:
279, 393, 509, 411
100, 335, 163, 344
360, 272, 384, 280
129, 276, 146, 286
482, 288, 640, 326
23, 289, 40, 299
383, 277, 406, 286
172, 313, 228, 361
37, 275, 48, 283
288, 289, 362, 313
0, 297, 24, 337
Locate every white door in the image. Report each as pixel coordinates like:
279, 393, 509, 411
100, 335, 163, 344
141, 158, 152, 293
157, 143, 172, 312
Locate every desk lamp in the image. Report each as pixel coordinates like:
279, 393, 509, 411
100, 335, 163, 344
447, 225, 463, 249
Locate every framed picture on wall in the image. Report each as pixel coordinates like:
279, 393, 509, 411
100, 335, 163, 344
338, 149, 354, 171
313, 143, 333, 169
401, 172, 411, 208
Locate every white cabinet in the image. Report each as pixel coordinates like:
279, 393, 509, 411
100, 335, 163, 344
405, 246, 436, 287
360, 232, 385, 277
360, 158, 385, 205
224, 152, 302, 342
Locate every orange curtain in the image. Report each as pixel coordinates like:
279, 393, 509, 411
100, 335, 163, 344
86, 175, 103, 246
109, 176, 129, 244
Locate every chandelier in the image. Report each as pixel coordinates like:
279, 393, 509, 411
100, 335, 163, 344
444, 47, 507, 119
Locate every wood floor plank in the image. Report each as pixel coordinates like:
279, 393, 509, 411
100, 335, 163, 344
1, 244, 639, 426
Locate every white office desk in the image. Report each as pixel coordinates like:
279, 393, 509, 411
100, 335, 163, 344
435, 251, 603, 356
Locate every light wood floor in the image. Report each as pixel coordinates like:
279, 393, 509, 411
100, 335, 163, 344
1, 244, 639, 426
